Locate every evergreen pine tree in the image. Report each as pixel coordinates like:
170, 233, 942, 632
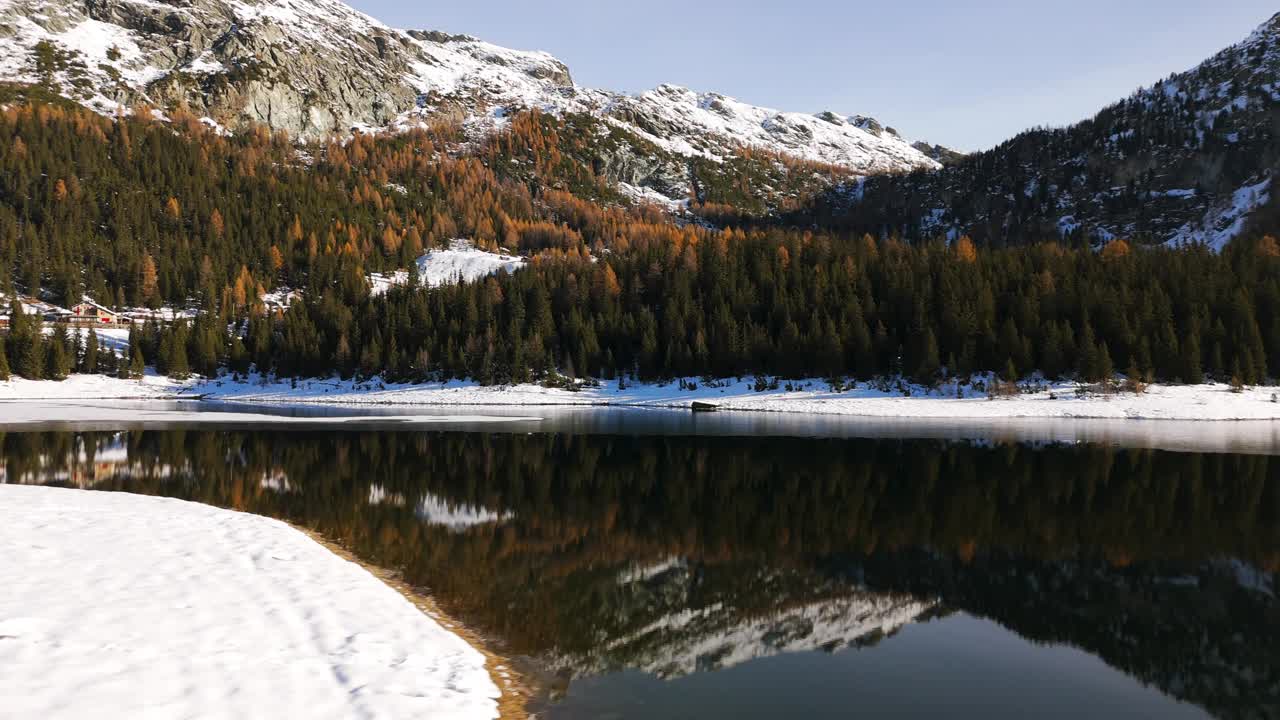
168, 342, 191, 380
83, 329, 99, 374
1003, 357, 1019, 383
99, 342, 118, 376
1182, 317, 1204, 384
1040, 325, 1064, 379
998, 318, 1023, 371
915, 326, 940, 383
129, 347, 145, 379
0, 340, 9, 381
71, 330, 84, 373
166, 322, 192, 380
229, 335, 249, 375
1097, 341, 1114, 385
46, 324, 72, 379
1077, 321, 1099, 381
18, 329, 44, 380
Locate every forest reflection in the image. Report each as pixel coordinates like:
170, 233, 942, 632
3, 430, 1277, 718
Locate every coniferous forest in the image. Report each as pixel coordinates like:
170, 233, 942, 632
3, 86, 1280, 386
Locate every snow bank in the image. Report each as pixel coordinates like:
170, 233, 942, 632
0, 484, 499, 720
186, 375, 1280, 422
0, 372, 191, 400
6, 373, 1280, 423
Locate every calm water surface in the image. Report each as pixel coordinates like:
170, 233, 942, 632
2, 408, 1277, 719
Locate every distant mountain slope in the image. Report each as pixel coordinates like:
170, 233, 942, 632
808, 12, 1280, 249
0, 0, 940, 195
604, 85, 935, 174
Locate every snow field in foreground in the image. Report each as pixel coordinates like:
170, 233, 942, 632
0, 485, 499, 720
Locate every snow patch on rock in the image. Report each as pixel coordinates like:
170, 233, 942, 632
1165, 177, 1271, 251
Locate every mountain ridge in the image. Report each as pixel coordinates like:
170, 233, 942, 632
805, 11, 1280, 248
0, 0, 941, 190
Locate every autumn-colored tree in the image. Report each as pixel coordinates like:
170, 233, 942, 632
210, 208, 225, 239
381, 226, 402, 254
954, 235, 978, 263
1101, 239, 1131, 261
140, 253, 160, 306
860, 233, 879, 259
404, 226, 424, 257
776, 244, 791, 270
232, 266, 255, 308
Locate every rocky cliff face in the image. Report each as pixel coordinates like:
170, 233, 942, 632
0, 0, 940, 187
0, 0, 421, 134
910, 141, 967, 166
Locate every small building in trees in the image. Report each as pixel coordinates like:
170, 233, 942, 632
70, 298, 122, 326
11, 295, 71, 323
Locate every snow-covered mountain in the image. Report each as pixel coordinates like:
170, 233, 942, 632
603, 85, 935, 173
814, 11, 1280, 249
0, 0, 939, 177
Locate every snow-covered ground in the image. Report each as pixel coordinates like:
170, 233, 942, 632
369, 240, 526, 294
187, 374, 1280, 421
0, 484, 499, 720
39, 325, 133, 354
0, 372, 190, 400
6, 373, 1280, 422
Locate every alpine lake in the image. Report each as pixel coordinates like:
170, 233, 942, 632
2, 403, 1276, 719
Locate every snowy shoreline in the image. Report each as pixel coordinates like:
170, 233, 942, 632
0, 484, 501, 720
5, 373, 1280, 422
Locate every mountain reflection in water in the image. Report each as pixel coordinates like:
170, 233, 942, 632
3, 429, 1277, 719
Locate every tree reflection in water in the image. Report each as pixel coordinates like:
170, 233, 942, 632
4, 430, 1277, 718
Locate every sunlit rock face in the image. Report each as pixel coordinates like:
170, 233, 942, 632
0, 0, 939, 179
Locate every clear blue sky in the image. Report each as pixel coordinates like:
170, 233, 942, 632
348, 1, 1277, 151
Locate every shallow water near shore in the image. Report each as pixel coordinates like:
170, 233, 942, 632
2, 407, 1277, 718
7, 399, 1280, 453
